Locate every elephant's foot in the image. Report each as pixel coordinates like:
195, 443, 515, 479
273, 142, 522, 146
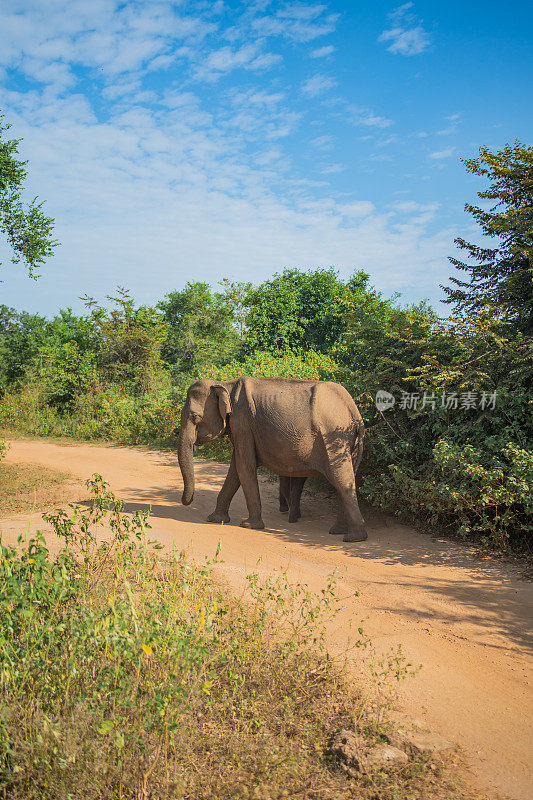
279, 501, 289, 512
207, 510, 230, 524
329, 522, 348, 535
288, 510, 301, 523
342, 525, 368, 543
240, 517, 265, 530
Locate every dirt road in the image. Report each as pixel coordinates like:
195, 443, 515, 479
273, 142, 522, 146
2, 439, 532, 799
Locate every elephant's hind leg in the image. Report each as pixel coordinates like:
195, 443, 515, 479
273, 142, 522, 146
279, 476, 290, 512
325, 456, 367, 542
288, 477, 306, 523
329, 499, 349, 535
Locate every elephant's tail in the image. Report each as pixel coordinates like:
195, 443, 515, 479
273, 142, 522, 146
351, 419, 365, 475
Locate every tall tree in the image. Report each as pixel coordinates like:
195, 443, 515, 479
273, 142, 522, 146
219, 278, 252, 340
0, 113, 57, 277
443, 141, 533, 334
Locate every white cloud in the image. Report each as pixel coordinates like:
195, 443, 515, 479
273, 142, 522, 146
393, 201, 439, 214
311, 134, 334, 150
321, 163, 344, 174
252, 4, 339, 43
0, 85, 455, 313
437, 112, 461, 135
194, 44, 282, 81
339, 201, 375, 217
378, 3, 431, 56
310, 45, 335, 58
301, 73, 337, 97
230, 88, 286, 107
376, 135, 399, 147
429, 147, 455, 159
348, 105, 393, 129
369, 153, 393, 162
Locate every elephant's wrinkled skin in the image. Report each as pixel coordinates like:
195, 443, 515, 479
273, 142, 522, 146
178, 377, 367, 542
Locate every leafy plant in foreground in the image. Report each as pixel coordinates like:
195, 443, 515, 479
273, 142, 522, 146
0, 477, 468, 800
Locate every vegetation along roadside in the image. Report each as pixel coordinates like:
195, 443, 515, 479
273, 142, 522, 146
0, 476, 488, 800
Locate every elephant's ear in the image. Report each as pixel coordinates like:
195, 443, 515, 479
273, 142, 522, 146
213, 385, 232, 421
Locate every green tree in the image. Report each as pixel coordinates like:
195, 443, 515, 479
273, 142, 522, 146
219, 278, 253, 339
243, 268, 352, 354
0, 305, 47, 390
83, 288, 168, 395
159, 282, 239, 373
33, 309, 100, 409
0, 114, 58, 277
443, 141, 533, 334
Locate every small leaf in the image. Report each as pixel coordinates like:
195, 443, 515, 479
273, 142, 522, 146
97, 721, 114, 735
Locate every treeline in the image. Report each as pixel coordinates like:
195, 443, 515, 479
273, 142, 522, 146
1, 142, 532, 551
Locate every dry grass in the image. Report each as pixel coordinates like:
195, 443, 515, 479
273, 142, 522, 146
0, 461, 73, 515
0, 477, 490, 800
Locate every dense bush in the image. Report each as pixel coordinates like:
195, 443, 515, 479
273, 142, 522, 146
0, 381, 186, 446
199, 348, 339, 382
337, 293, 532, 551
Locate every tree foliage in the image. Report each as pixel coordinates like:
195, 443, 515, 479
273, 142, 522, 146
159, 282, 239, 373
443, 141, 533, 334
82, 288, 167, 395
243, 267, 355, 354
0, 114, 57, 277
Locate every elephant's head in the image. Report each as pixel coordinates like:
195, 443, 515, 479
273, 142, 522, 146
178, 379, 232, 506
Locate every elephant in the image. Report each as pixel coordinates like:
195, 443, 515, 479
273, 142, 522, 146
279, 476, 306, 523
177, 377, 367, 542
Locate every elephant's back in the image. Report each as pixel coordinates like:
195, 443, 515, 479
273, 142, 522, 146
246, 378, 317, 428
310, 380, 362, 426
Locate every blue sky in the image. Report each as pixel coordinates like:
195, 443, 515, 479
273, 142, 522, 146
1, 0, 531, 315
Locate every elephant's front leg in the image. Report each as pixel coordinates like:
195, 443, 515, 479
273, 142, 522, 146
234, 436, 265, 530
207, 451, 240, 524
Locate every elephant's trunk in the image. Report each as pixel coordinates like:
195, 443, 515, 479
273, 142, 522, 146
178, 418, 196, 505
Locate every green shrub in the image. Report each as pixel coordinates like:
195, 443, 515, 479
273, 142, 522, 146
363, 439, 533, 550
0, 379, 187, 446
199, 348, 339, 382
